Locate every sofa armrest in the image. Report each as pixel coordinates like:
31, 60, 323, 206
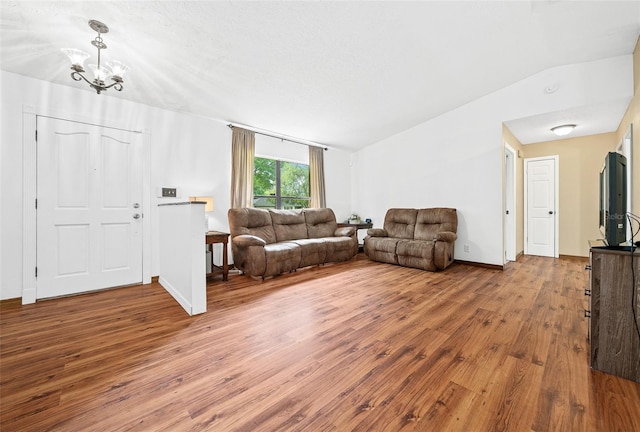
334, 226, 356, 237
367, 228, 388, 237
232, 234, 267, 247
434, 231, 457, 243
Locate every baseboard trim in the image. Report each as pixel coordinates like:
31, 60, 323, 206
559, 254, 589, 260
454, 260, 504, 271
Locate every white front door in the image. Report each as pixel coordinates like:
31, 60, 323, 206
36, 117, 143, 299
525, 157, 557, 258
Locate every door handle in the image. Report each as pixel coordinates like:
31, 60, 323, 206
133, 213, 141, 219
548, 211, 554, 214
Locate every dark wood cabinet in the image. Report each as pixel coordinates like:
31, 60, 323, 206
588, 245, 640, 382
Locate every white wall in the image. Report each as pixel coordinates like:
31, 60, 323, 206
354, 101, 504, 265
0, 70, 352, 300
3, 54, 628, 298
353, 55, 633, 266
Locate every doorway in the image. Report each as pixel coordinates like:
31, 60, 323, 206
36, 116, 144, 299
524, 156, 559, 258
504, 144, 516, 262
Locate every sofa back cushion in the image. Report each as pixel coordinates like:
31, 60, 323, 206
270, 209, 308, 242
383, 208, 418, 239
228, 208, 277, 244
304, 208, 338, 238
414, 208, 458, 241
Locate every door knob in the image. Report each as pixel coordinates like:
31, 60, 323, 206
133, 213, 141, 219
548, 211, 554, 214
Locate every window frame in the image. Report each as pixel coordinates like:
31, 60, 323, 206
253, 157, 310, 209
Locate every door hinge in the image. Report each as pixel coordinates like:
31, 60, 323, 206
35, 130, 38, 141
35, 198, 37, 209
35, 267, 38, 278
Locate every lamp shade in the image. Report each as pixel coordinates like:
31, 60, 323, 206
106, 60, 130, 79
61, 48, 90, 68
89, 63, 112, 82
550, 124, 576, 137
189, 196, 213, 212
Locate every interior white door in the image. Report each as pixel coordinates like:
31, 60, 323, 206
504, 146, 516, 262
525, 157, 556, 257
36, 117, 143, 299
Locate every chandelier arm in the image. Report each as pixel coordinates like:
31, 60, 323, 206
71, 71, 94, 86
103, 81, 124, 92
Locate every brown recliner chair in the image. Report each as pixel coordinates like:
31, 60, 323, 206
364, 208, 457, 271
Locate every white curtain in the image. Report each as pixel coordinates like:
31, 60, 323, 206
230, 127, 255, 208
309, 146, 326, 208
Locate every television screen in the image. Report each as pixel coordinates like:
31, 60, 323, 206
599, 152, 627, 246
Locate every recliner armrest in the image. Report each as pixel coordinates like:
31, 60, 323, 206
232, 234, 267, 247
434, 231, 457, 243
335, 226, 356, 237
367, 228, 388, 237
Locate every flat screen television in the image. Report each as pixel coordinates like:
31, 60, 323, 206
599, 152, 627, 246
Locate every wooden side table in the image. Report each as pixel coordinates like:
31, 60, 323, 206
205, 231, 229, 281
337, 222, 373, 252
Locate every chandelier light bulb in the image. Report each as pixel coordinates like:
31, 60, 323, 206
89, 64, 112, 82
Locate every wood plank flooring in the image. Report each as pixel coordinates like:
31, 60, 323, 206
1, 254, 639, 431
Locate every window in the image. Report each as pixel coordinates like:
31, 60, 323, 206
253, 157, 310, 209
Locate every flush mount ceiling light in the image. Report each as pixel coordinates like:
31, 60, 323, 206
550, 124, 576, 137
61, 20, 129, 94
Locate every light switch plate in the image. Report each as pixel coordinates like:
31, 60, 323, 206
156, 187, 181, 198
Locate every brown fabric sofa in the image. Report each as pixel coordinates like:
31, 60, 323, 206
228, 208, 357, 278
364, 208, 457, 271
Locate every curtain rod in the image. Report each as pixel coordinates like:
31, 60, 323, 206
227, 123, 328, 150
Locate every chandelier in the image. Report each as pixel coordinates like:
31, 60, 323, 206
61, 20, 129, 94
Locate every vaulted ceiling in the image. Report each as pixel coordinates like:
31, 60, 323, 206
1, 1, 639, 150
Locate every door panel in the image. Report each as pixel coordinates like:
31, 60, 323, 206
102, 137, 130, 208
102, 223, 130, 270
37, 117, 142, 299
57, 224, 90, 276
57, 133, 90, 208
526, 158, 556, 257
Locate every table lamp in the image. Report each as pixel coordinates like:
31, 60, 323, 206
189, 196, 213, 230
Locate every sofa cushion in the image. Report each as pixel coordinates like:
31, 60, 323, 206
364, 237, 401, 265
396, 239, 436, 271
228, 208, 277, 244
396, 239, 435, 258
383, 208, 418, 239
414, 208, 458, 241
270, 210, 308, 242
304, 208, 338, 238
324, 237, 357, 263
291, 238, 327, 267
263, 242, 301, 276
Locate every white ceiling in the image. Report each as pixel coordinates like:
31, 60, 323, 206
1, 1, 639, 150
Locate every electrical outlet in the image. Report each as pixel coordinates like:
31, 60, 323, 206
463, 244, 470, 253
